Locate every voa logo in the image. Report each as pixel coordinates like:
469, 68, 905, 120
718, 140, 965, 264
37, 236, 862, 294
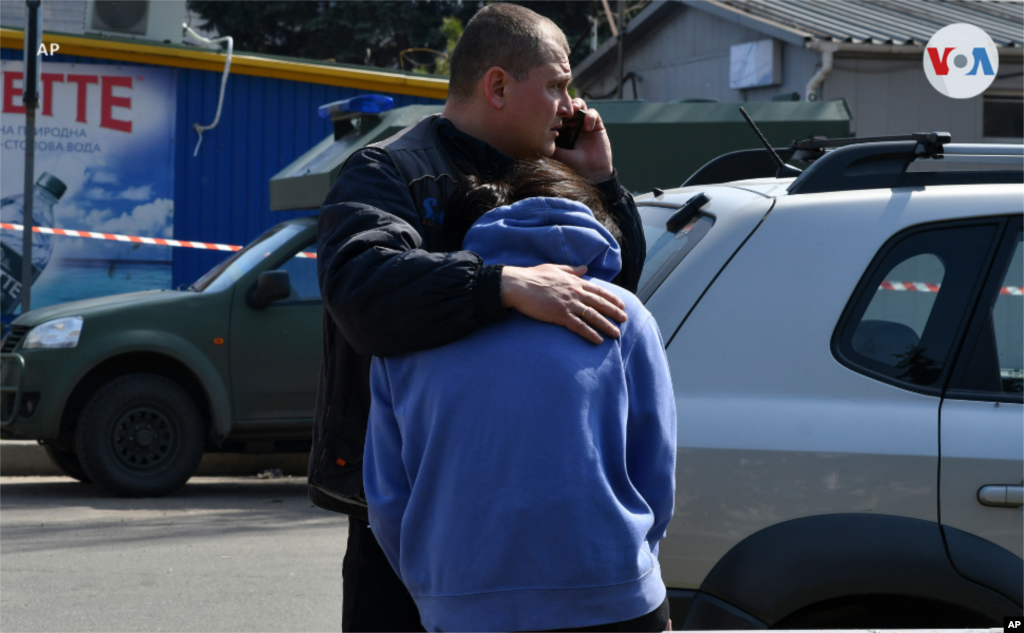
924, 23, 999, 99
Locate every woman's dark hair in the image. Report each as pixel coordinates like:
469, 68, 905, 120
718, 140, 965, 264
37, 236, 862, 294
446, 158, 621, 250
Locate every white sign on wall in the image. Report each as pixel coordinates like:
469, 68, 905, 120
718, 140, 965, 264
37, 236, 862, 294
730, 39, 782, 90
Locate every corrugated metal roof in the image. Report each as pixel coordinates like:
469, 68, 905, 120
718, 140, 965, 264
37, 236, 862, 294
576, 0, 1022, 87
718, 0, 1023, 48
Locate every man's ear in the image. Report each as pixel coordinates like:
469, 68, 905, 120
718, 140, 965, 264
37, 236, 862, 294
482, 66, 509, 110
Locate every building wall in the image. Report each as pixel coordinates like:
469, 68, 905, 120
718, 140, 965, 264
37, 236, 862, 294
0, 0, 214, 38
822, 56, 1024, 141
578, 5, 1022, 144
578, 3, 818, 103
0, 48, 441, 288
0, 0, 89, 35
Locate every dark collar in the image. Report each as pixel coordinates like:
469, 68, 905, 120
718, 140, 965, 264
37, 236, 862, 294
436, 117, 514, 181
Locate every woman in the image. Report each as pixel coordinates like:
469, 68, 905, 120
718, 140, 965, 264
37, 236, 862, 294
363, 158, 675, 632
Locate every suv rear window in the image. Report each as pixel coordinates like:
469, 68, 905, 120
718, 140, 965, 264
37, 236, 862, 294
637, 205, 713, 301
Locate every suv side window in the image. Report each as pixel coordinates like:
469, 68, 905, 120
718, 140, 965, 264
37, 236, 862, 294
834, 220, 1001, 394
276, 244, 320, 302
993, 233, 1023, 393
949, 222, 1023, 399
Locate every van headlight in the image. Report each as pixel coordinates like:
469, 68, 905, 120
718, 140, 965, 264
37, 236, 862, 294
23, 316, 84, 349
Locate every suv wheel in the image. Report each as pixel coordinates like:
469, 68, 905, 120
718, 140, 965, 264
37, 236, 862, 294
773, 595, 991, 629
75, 374, 205, 497
42, 444, 91, 483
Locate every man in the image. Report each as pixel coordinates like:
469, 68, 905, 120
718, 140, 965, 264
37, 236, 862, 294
312, 4, 647, 631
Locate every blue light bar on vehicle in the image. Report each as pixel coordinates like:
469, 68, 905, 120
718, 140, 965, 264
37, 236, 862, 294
318, 95, 395, 120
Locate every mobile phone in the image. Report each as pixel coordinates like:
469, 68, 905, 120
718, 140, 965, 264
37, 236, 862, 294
555, 110, 586, 150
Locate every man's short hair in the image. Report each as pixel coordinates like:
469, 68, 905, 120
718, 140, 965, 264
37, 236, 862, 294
448, 3, 569, 102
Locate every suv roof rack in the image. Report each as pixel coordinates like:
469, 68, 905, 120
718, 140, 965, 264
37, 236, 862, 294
787, 135, 1022, 194
683, 132, 1023, 192
789, 132, 948, 159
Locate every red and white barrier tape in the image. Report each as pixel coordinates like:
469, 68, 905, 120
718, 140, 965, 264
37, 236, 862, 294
881, 280, 1022, 295
880, 281, 940, 292
1, 223, 316, 258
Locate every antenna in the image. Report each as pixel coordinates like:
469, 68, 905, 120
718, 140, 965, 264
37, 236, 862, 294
738, 107, 802, 178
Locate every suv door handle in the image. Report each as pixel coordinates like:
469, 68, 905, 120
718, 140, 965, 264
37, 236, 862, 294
977, 485, 1024, 507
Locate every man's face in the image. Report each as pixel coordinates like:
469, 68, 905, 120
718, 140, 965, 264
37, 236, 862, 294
501, 33, 574, 158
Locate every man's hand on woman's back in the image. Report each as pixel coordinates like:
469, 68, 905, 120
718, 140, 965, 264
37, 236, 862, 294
501, 264, 627, 344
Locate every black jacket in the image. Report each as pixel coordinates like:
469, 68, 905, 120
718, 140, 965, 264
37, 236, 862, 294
309, 116, 645, 517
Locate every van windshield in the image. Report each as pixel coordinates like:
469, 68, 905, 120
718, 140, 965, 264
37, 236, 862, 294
191, 223, 307, 293
637, 205, 713, 302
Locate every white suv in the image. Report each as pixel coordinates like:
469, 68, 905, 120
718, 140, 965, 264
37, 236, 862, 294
636, 133, 1023, 629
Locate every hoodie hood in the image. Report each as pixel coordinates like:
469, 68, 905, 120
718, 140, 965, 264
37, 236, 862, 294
462, 197, 622, 282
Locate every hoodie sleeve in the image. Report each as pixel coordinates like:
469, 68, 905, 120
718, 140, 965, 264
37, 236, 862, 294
622, 312, 677, 556
318, 148, 507, 358
363, 358, 410, 582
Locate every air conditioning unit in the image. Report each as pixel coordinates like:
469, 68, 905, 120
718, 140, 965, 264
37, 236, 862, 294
84, 0, 185, 44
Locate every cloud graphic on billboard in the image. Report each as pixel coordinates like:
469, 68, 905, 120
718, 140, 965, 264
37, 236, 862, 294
83, 184, 153, 201
53, 198, 173, 260
107, 198, 173, 237
119, 185, 153, 201
61, 198, 172, 237
90, 170, 119, 184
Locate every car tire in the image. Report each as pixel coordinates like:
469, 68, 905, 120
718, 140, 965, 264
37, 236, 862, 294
773, 595, 991, 629
42, 444, 91, 483
75, 374, 205, 497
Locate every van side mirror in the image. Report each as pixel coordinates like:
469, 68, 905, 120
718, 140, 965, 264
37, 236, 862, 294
247, 270, 291, 309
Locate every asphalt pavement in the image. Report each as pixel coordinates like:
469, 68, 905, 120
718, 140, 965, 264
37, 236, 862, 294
0, 475, 346, 632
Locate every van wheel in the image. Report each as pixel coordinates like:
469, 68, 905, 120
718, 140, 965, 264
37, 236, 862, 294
42, 444, 91, 483
75, 374, 205, 497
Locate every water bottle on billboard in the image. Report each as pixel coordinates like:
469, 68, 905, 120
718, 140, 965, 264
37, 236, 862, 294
1, 173, 67, 315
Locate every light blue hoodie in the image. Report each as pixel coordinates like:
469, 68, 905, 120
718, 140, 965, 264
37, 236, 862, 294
364, 197, 676, 632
